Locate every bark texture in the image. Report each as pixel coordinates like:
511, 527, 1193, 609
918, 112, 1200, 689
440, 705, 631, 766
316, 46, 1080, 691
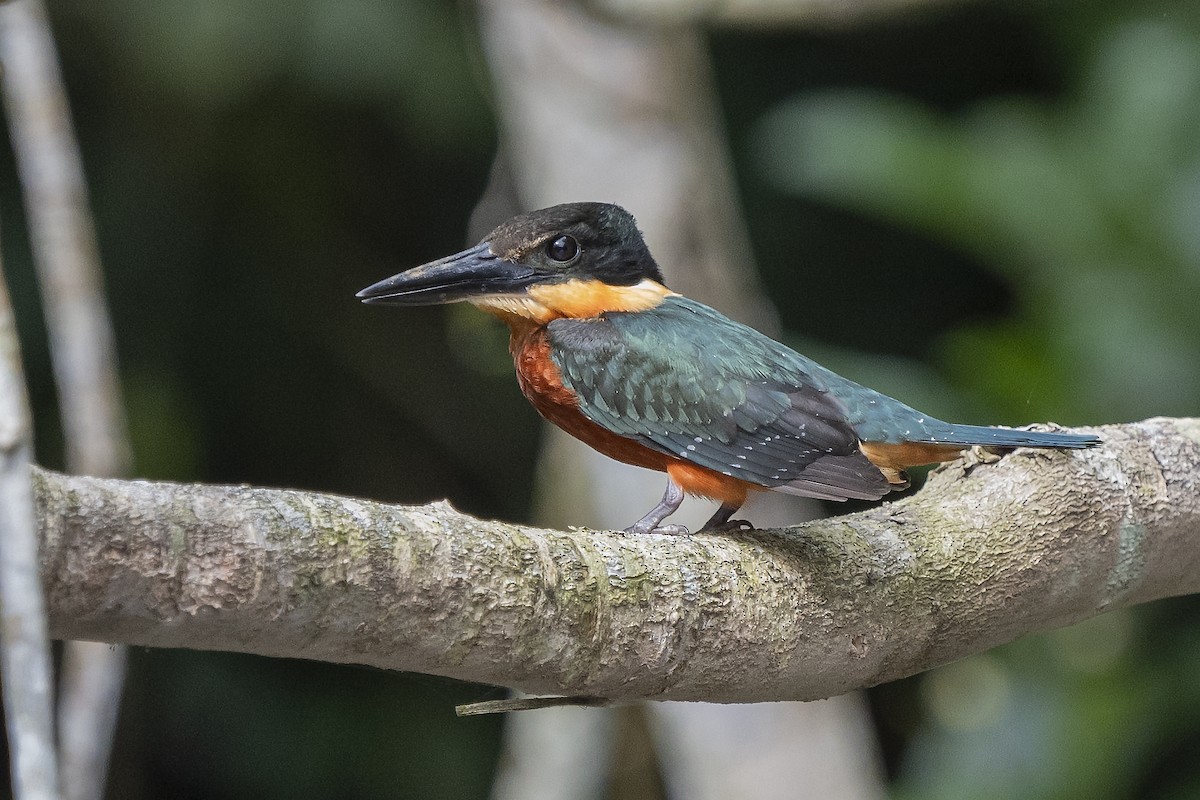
36, 418, 1200, 703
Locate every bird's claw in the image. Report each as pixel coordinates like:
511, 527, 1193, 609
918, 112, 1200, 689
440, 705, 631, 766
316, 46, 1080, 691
699, 519, 755, 534
623, 522, 691, 536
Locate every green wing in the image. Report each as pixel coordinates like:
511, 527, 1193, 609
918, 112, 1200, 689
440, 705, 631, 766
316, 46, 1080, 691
546, 297, 894, 501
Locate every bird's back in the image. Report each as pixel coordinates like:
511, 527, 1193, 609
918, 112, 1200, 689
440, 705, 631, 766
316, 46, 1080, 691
544, 295, 1096, 499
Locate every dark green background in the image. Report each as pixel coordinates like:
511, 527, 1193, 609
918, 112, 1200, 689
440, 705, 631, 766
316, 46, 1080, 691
2, 1, 1197, 797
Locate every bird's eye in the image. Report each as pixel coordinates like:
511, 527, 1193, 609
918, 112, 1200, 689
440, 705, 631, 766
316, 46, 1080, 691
545, 235, 580, 263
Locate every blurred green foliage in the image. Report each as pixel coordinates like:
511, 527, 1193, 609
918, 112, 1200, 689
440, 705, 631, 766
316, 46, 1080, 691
744, 4, 1200, 799
0, 0, 1193, 797
754, 15, 1200, 424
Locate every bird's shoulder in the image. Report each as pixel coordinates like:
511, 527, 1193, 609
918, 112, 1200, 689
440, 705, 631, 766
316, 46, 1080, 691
543, 295, 843, 444
545, 295, 822, 386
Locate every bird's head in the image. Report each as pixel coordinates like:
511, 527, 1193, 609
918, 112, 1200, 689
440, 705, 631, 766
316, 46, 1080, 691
357, 203, 671, 321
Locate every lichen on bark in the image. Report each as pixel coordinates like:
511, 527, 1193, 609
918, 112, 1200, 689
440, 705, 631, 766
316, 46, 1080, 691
31, 417, 1200, 704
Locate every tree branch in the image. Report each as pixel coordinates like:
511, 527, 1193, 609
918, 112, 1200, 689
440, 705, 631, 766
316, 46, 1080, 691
35, 418, 1199, 704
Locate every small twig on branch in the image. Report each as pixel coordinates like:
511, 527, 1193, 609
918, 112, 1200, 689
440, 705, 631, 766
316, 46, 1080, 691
456, 696, 611, 717
32, 418, 1200, 705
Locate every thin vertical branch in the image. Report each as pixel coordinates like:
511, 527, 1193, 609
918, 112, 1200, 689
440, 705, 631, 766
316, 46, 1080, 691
0, 0, 129, 475
0, 265, 60, 800
0, 3, 132, 799
53, 645, 126, 800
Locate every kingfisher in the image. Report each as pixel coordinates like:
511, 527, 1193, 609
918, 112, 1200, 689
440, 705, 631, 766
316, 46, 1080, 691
358, 202, 1099, 535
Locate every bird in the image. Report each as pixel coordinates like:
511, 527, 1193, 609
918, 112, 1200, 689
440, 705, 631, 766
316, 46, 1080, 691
358, 202, 1100, 535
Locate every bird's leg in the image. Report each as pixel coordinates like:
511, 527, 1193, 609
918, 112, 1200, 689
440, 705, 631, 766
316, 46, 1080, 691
624, 479, 689, 535
699, 502, 754, 533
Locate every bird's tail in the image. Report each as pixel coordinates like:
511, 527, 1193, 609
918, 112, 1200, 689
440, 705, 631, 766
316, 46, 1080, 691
924, 424, 1100, 449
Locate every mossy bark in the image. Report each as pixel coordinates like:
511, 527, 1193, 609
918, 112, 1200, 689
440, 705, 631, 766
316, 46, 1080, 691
34, 417, 1200, 703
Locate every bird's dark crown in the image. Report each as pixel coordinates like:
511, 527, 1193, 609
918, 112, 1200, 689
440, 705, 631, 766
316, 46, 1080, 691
486, 202, 665, 287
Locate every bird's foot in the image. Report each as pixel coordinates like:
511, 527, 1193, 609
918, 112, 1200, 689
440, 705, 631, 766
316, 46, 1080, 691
699, 519, 755, 534
623, 480, 689, 535
699, 503, 751, 534
623, 521, 691, 536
